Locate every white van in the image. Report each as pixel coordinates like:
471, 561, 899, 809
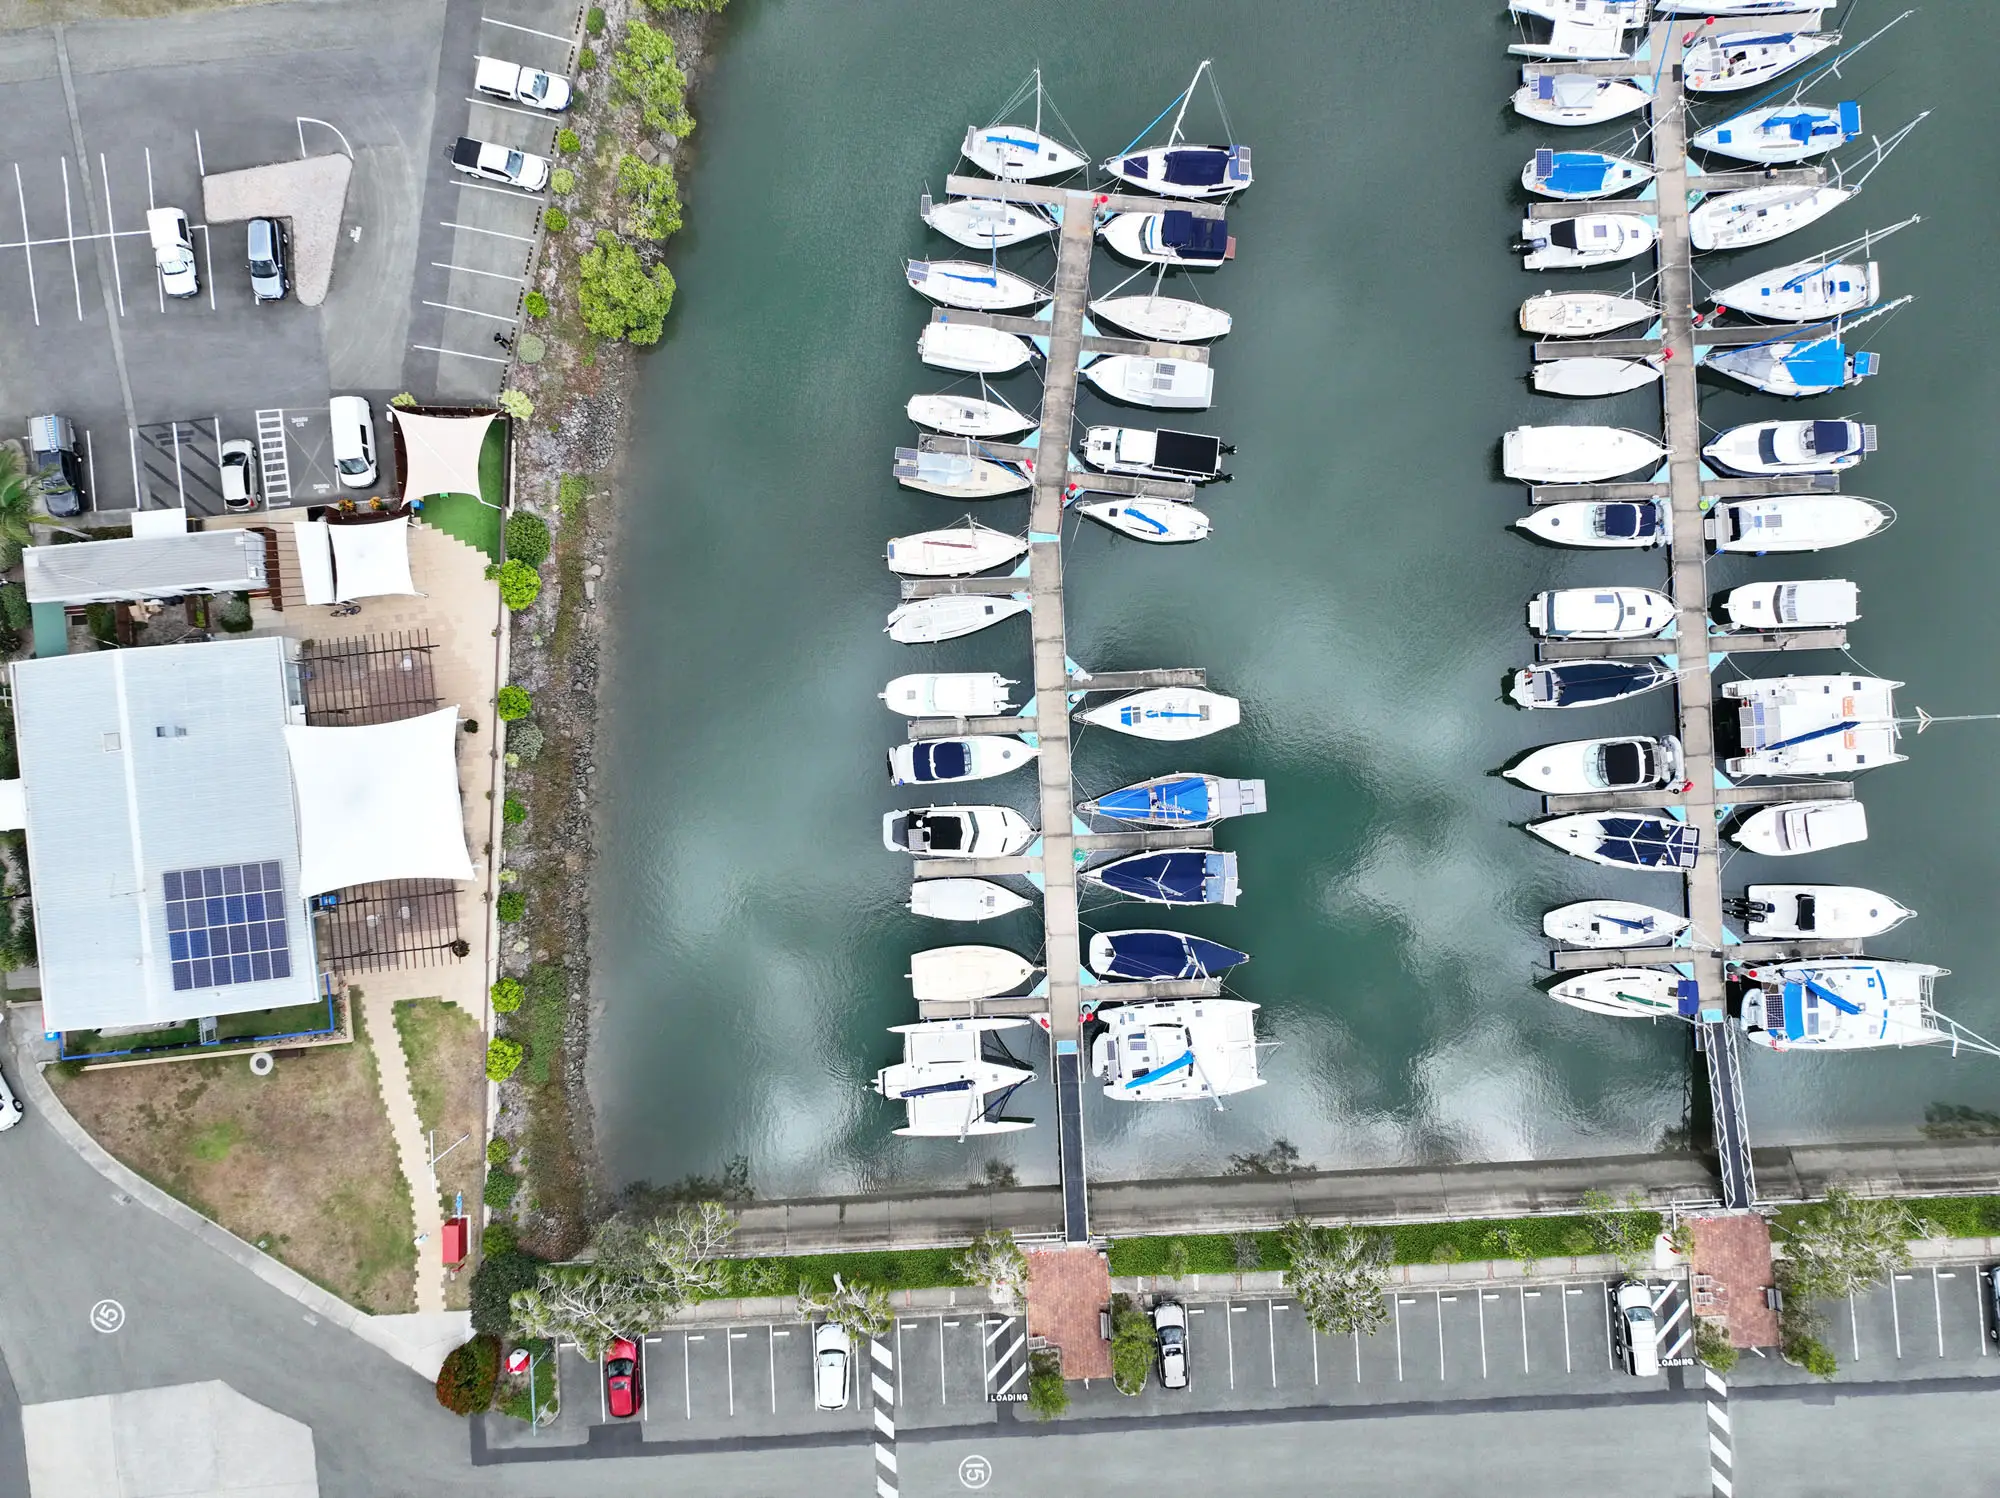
146, 207, 199, 299
1615, 1280, 1660, 1377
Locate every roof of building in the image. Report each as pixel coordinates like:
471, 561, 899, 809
11, 638, 318, 1031
22, 530, 267, 606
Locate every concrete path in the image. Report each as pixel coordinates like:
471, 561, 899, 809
361, 989, 447, 1315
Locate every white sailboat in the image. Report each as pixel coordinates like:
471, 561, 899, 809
961, 70, 1086, 181
880, 672, 1015, 718
1503, 426, 1666, 483
884, 594, 1031, 644
919, 322, 1034, 374
893, 447, 1031, 499
907, 945, 1037, 1003
921, 192, 1055, 249
1081, 355, 1215, 410
1532, 355, 1663, 396
1520, 290, 1656, 337
1521, 148, 1654, 200
1736, 884, 1913, 940
1689, 183, 1852, 252
885, 519, 1027, 577
1704, 298, 1907, 398
1709, 251, 1885, 322
1090, 999, 1267, 1103
1075, 688, 1240, 741
906, 393, 1037, 438
906, 259, 1048, 312
1515, 499, 1669, 549
1730, 799, 1867, 855
1684, 30, 1839, 93
874, 1018, 1036, 1137
908, 877, 1034, 922
1090, 294, 1231, 341
1544, 901, 1691, 949
1692, 101, 1862, 163
1518, 212, 1657, 270
1548, 967, 1688, 1019
1512, 72, 1652, 128
1098, 62, 1252, 199
1709, 496, 1893, 554
1077, 499, 1211, 543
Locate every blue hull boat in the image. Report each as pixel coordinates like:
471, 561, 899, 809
1089, 929, 1249, 980
1078, 773, 1267, 827
1084, 851, 1240, 907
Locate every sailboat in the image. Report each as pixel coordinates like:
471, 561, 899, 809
1693, 101, 1862, 163
906, 259, 1049, 312
1077, 772, 1268, 828
919, 322, 1034, 374
885, 519, 1027, 577
1506, 0, 1647, 61
893, 447, 1031, 499
1515, 499, 1669, 549
908, 877, 1035, 922
1091, 999, 1266, 1102
1532, 355, 1663, 396
1075, 688, 1240, 741
1703, 297, 1906, 397
1083, 850, 1240, 906
1509, 661, 1676, 709
1088, 930, 1248, 981
1521, 149, 1653, 200
1544, 901, 1690, 949
1512, 72, 1652, 128
1705, 218, 1918, 321
1528, 813, 1701, 871
1520, 290, 1656, 337
1089, 294, 1232, 341
1548, 967, 1689, 1019
906, 393, 1037, 439
1684, 30, 1839, 93
1098, 62, 1252, 199
884, 594, 1031, 644
921, 191, 1055, 249
961, 70, 1086, 181
908, 945, 1037, 1003
874, 1018, 1036, 1137
1076, 499, 1212, 544
1517, 212, 1657, 270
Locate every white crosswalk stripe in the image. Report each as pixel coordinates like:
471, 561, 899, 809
1705, 1367, 1733, 1498
871, 1335, 899, 1498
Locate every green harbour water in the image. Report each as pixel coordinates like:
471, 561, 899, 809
587, 0, 2000, 1198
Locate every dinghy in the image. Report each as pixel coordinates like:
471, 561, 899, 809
909, 877, 1035, 922
1705, 330, 1885, 398
1719, 579, 1860, 630
882, 805, 1035, 858
1734, 960, 1950, 1052
1099, 61, 1252, 199
1504, 734, 1683, 794
874, 1018, 1036, 1137
881, 672, 1015, 717
1097, 210, 1231, 268
1549, 967, 1688, 1019
1735, 884, 1913, 940
1515, 500, 1668, 549
1077, 499, 1211, 544
1532, 355, 1662, 396
1078, 773, 1268, 828
1518, 212, 1656, 270
1692, 101, 1861, 163
1090, 295, 1232, 341
1502, 426, 1666, 483
1084, 850, 1240, 906
1091, 999, 1265, 1102
886, 519, 1027, 577
1075, 688, 1240, 741
1520, 290, 1656, 337
921, 192, 1055, 249
1688, 184, 1852, 252
1684, 31, 1838, 93
888, 736, 1039, 786
1544, 901, 1690, 948
1720, 674, 1902, 778
1082, 426, 1229, 482
1509, 661, 1677, 709
919, 322, 1034, 374
893, 447, 1031, 499
1529, 813, 1701, 870
962, 71, 1086, 181
1710, 496, 1893, 554
1521, 149, 1653, 200
906, 259, 1048, 312
1710, 257, 1881, 322
1702, 419, 1873, 476
907, 393, 1037, 439
1082, 355, 1215, 409
1527, 586, 1674, 640
885, 594, 1030, 644
908, 945, 1037, 1003
1088, 930, 1249, 981
1512, 72, 1652, 128
1730, 799, 1867, 855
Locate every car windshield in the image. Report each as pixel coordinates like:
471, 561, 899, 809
606, 1358, 634, 1375
337, 456, 370, 476
525, 72, 549, 98
251, 258, 277, 277
505, 150, 525, 176
1159, 1327, 1184, 1346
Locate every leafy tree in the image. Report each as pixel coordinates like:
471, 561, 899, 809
1581, 1188, 1657, 1273
1107, 1294, 1155, 1396
1025, 1348, 1067, 1419
578, 231, 676, 345
1163, 1239, 1192, 1280
435, 1334, 500, 1414
511, 1271, 655, 1361
612, 21, 695, 138
470, 1237, 542, 1335
491, 976, 524, 1012
1779, 1187, 1915, 1302
497, 684, 533, 720
1695, 1319, 1738, 1376
504, 512, 550, 567
949, 1229, 1028, 1304
497, 389, 533, 421
615, 154, 683, 240
1279, 1220, 1391, 1337
487, 1037, 524, 1080
0, 583, 29, 634
509, 1202, 737, 1358
797, 1273, 892, 1341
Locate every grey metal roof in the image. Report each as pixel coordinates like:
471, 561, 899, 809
22, 530, 267, 606
11, 638, 318, 1031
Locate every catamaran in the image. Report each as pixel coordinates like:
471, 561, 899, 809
1703, 419, 1874, 476
1083, 850, 1240, 907
1088, 930, 1248, 981
1732, 884, 1913, 940
1512, 72, 1652, 128
1076, 499, 1211, 543
1089, 294, 1232, 342
1730, 799, 1867, 855
919, 322, 1034, 374
1526, 586, 1674, 640
921, 191, 1055, 249
1515, 499, 1669, 549
905, 259, 1049, 312
1719, 579, 1861, 630
893, 446, 1031, 499
1684, 30, 1839, 93
1518, 212, 1657, 270
1709, 496, 1894, 554
1098, 62, 1252, 199
908, 877, 1034, 922
1528, 813, 1701, 870
886, 519, 1027, 577
1077, 772, 1268, 828
1097, 210, 1231, 268
1506, 0, 1647, 61
1503, 426, 1666, 483
1719, 674, 1903, 778
1509, 661, 1677, 709
888, 735, 1039, 787
880, 672, 1015, 717
1520, 290, 1656, 337
961, 70, 1086, 181
1655, 0, 1830, 13
882, 805, 1036, 858
1082, 355, 1215, 409
1732, 960, 1951, 1052
884, 594, 1031, 644
908, 945, 1037, 1003
1082, 426, 1230, 482
1074, 688, 1240, 740
1544, 900, 1691, 949
1692, 101, 1862, 163
1522, 149, 1653, 199
1548, 967, 1689, 1019
1090, 999, 1266, 1103
874, 1018, 1036, 1137
1503, 735, 1683, 794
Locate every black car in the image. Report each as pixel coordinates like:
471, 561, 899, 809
27, 414, 86, 518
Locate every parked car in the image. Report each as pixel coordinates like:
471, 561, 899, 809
1153, 1300, 1188, 1390
0, 1063, 21, 1131
474, 55, 571, 111
1988, 1266, 2000, 1341
328, 396, 376, 489
27, 414, 87, 518
1614, 1280, 1660, 1377
246, 217, 288, 302
146, 207, 199, 299
813, 1323, 851, 1410
449, 136, 551, 191
603, 1336, 641, 1418
219, 439, 259, 512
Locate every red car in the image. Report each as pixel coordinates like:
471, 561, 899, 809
603, 1337, 641, 1419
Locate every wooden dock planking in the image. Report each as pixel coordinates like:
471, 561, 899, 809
1070, 667, 1205, 691
1541, 780, 1855, 816
941, 173, 1225, 218
899, 577, 1034, 600
1085, 978, 1225, 1003
1524, 474, 1843, 504
1549, 938, 1863, 973
1532, 323, 1824, 360
926, 308, 1210, 363
1074, 828, 1213, 854
1067, 472, 1199, 501
905, 715, 1036, 740
911, 856, 1037, 879
916, 996, 1052, 1021
1534, 627, 1848, 661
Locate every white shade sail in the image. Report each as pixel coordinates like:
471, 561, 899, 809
392, 408, 495, 501
329, 516, 417, 601
283, 707, 474, 896
292, 520, 336, 607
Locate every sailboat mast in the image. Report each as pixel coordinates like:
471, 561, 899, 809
1166, 60, 1209, 148
1033, 66, 1043, 139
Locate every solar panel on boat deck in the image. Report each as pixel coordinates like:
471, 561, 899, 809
164, 862, 292, 992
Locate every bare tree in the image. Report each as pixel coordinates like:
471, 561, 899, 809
1279, 1220, 1392, 1337
949, 1230, 1029, 1305
1780, 1187, 1915, 1303
512, 1201, 739, 1356
510, 1271, 655, 1361
798, 1274, 894, 1342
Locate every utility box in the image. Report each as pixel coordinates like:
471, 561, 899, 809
442, 1216, 469, 1268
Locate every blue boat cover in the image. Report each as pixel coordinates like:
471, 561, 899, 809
1160, 148, 1229, 187
1542, 152, 1612, 194
1838, 100, 1862, 135
1159, 210, 1228, 260
1594, 817, 1698, 869
1094, 775, 1211, 824
914, 741, 971, 781
1545, 661, 1667, 704
1094, 851, 1233, 905
1766, 110, 1826, 143
1601, 502, 1658, 538
1809, 419, 1854, 454
1100, 931, 1249, 980
1781, 338, 1847, 389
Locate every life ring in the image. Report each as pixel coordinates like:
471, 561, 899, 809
249, 1050, 275, 1076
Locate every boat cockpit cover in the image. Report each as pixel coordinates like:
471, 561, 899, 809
1548, 219, 1581, 250
1550, 661, 1660, 702
1098, 851, 1214, 902
1597, 817, 1696, 868
1543, 153, 1612, 194
282, 706, 474, 897
392, 408, 495, 501
1793, 892, 1818, 930
1545, 74, 1602, 106
916, 742, 970, 781
1104, 932, 1195, 980
1601, 502, 1657, 538
1159, 211, 1228, 259
1782, 339, 1847, 388
1598, 741, 1647, 786
1159, 148, 1228, 187
1809, 419, 1855, 453
908, 812, 965, 852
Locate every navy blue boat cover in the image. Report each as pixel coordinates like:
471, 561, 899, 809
915, 742, 971, 781
1095, 851, 1227, 903
1601, 502, 1658, 538
1159, 210, 1228, 259
1100, 930, 1249, 980
1161, 148, 1229, 186
1546, 661, 1664, 703
1809, 419, 1853, 453
1595, 817, 1698, 869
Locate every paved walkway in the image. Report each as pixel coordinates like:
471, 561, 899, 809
361, 988, 446, 1314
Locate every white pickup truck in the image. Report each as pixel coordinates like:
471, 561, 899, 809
450, 136, 552, 191
474, 55, 571, 112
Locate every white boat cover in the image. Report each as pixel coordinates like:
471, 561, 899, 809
292, 519, 337, 606
283, 705, 475, 896
393, 408, 495, 500
329, 516, 418, 601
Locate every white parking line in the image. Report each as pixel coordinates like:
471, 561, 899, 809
481, 13, 576, 43
1521, 1288, 1534, 1373
1353, 1324, 1362, 1381
99, 152, 125, 317
1849, 1294, 1861, 1361
1395, 1296, 1411, 1382
1226, 1302, 1241, 1390
60, 158, 79, 320
441, 219, 536, 243
198, 224, 214, 310
423, 297, 517, 323
767, 1325, 776, 1413
596, 1341, 607, 1423
144, 146, 154, 209
1562, 1286, 1579, 1373
1479, 1292, 1493, 1379
1436, 1292, 1447, 1380
12, 164, 37, 327
641, 1337, 653, 1423
939, 1318, 950, 1405
1310, 1321, 1319, 1385
432, 260, 527, 283
454, 177, 545, 200
1934, 1268, 1950, 1358
464, 95, 563, 122
682, 1332, 692, 1419
1603, 1282, 1615, 1372
1891, 1273, 1908, 1358
1977, 1270, 1990, 1359
193, 130, 205, 176
1268, 1301, 1280, 1388
84, 428, 95, 502
127, 426, 139, 507
411, 342, 511, 365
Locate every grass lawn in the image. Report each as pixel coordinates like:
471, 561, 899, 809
415, 419, 507, 561
394, 997, 487, 1310
51, 1005, 417, 1312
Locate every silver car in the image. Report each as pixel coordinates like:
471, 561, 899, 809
246, 217, 288, 302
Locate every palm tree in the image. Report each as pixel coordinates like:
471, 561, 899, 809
0, 444, 36, 552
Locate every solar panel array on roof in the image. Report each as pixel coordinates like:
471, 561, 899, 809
165, 862, 293, 992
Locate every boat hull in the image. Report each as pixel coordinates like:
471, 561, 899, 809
1519, 291, 1656, 337
1532, 356, 1662, 396
1089, 295, 1232, 341
1075, 688, 1240, 741
1548, 967, 1687, 1018
1692, 102, 1860, 163
1097, 212, 1230, 269
893, 451, 1032, 499
1529, 813, 1700, 871
881, 672, 1015, 717
1521, 151, 1653, 200
908, 945, 1037, 1002
1544, 901, 1690, 948
1731, 801, 1868, 856
1512, 76, 1651, 127
888, 736, 1038, 787
1082, 355, 1215, 409
962, 124, 1085, 181
908, 878, 1034, 922
1520, 214, 1656, 270
1087, 930, 1249, 981
882, 806, 1036, 859
1086, 851, 1240, 907
1514, 500, 1668, 549
919, 323, 1033, 374
1503, 426, 1666, 483
906, 394, 1037, 438
1741, 884, 1913, 940
1689, 186, 1851, 253
1079, 774, 1267, 828
886, 523, 1027, 577
885, 595, 1031, 644
1684, 32, 1837, 93
1504, 735, 1681, 794
922, 195, 1054, 249
1100, 145, 1252, 200
906, 259, 1047, 312
1710, 259, 1878, 322
1077, 499, 1211, 543
1091, 999, 1265, 1101
1711, 496, 1891, 554
1510, 661, 1676, 708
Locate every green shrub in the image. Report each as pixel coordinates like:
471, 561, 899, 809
502, 795, 527, 826
584, 5, 605, 34
1695, 1320, 1738, 1376
487, 1037, 524, 1081
491, 976, 524, 1013
85, 602, 117, 643
555, 128, 581, 156
497, 890, 526, 923
612, 21, 695, 138
542, 206, 568, 234
549, 167, 575, 196
504, 512, 551, 567
484, 1166, 522, 1209
390, 391, 417, 407
488, 559, 543, 610
578, 230, 675, 344
470, 1243, 540, 1334
1026, 1348, 1068, 1420
496, 684, 533, 720
523, 290, 550, 320
1785, 1330, 1838, 1380
498, 389, 534, 422
578, 45, 597, 70
614, 154, 682, 240
516, 332, 546, 365
645, 0, 729, 11
0, 583, 29, 634
558, 475, 588, 518
486, 1137, 512, 1167
508, 721, 545, 763
519, 963, 568, 1086
434, 1334, 501, 1414
1108, 1295, 1155, 1395
483, 1221, 517, 1258
217, 592, 253, 633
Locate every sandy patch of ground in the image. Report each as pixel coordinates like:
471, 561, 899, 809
0, 0, 260, 26
393, 996, 486, 1310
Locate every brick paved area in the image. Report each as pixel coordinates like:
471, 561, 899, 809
1026, 1245, 1113, 1378
1690, 1214, 1780, 1348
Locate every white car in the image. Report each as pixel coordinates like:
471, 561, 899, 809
474, 56, 572, 111
329, 396, 377, 489
1614, 1281, 1660, 1377
0, 1064, 22, 1130
1153, 1301, 1188, 1390
450, 136, 551, 191
813, 1323, 851, 1410
147, 207, 199, 299
219, 439, 259, 512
